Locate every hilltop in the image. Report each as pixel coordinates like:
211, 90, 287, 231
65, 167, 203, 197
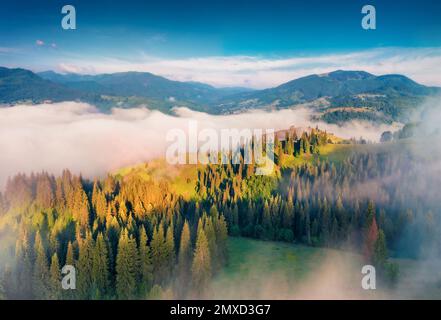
1, 67, 439, 124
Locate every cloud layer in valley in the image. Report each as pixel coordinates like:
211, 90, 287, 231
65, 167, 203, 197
0, 102, 398, 189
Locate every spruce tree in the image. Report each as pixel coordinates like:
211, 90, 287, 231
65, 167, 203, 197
214, 216, 228, 266
191, 225, 211, 295
63, 241, 76, 299
92, 232, 109, 298
33, 231, 50, 299
116, 230, 138, 299
139, 227, 153, 295
15, 228, 33, 298
49, 253, 61, 299
177, 221, 192, 296
165, 224, 176, 281
151, 224, 167, 284
373, 229, 388, 268
77, 231, 94, 299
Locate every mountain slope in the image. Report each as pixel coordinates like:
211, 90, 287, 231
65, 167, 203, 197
38, 70, 254, 111
0, 67, 97, 104
2, 67, 439, 124
215, 70, 441, 123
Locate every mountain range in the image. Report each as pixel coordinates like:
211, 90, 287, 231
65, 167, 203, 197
1, 66, 439, 124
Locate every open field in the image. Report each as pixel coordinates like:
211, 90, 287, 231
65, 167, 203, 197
210, 237, 441, 299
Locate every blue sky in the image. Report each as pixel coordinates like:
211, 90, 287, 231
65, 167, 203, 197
1, 0, 441, 88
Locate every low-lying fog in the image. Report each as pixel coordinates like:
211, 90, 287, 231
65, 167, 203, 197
0, 102, 398, 189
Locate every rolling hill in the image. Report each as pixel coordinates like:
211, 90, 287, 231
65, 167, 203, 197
0, 67, 99, 104
1, 67, 439, 123
215, 70, 441, 123
37, 70, 254, 112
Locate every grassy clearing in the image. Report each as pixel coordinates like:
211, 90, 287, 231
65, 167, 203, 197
113, 159, 199, 200
280, 143, 357, 169
210, 237, 441, 299
210, 237, 366, 299
215, 237, 329, 282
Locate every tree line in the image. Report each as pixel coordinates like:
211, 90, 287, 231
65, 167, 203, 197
0, 171, 227, 299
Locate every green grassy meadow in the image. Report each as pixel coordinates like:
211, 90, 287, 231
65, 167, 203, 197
210, 237, 441, 299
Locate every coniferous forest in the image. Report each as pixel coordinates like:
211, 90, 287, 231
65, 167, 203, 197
0, 126, 440, 299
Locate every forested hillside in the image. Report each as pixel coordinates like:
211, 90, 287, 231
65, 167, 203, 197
0, 127, 440, 299
2, 67, 439, 124
0, 172, 228, 299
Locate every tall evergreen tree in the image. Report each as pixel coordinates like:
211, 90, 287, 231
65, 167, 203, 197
138, 227, 153, 295
373, 229, 388, 268
77, 232, 94, 299
191, 224, 211, 295
49, 253, 61, 299
92, 232, 109, 298
15, 228, 33, 298
116, 230, 139, 299
177, 220, 192, 296
165, 224, 176, 280
33, 231, 50, 299
151, 224, 167, 284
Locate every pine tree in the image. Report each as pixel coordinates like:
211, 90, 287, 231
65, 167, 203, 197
373, 229, 388, 268
177, 221, 192, 296
49, 253, 61, 299
72, 186, 90, 229
204, 217, 218, 269
65, 241, 75, 266
364, 214, 379, 262
304, 210, 312, 245
92, 232, 109, 298
262, 201, 273, 239
214, 215, 228, 266
15, 228, 33, 298
116, 230, 138, 299
191, 224, 211, 296
165, 224, 176, 280
63, 241, 76, 299
92, 182, 107, 223
33, 231, 50, 299
151, 224, 167, 284
77, 231, 94, 299
139, 227, 153, 295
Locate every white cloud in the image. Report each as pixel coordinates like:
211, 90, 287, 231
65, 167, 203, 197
55, 47, 441, 88
0, 102, 397, 189
36, 40, 44, 46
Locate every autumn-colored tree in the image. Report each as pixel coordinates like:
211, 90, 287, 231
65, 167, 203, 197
373, 229, 388, 268
364, 206, 379, 261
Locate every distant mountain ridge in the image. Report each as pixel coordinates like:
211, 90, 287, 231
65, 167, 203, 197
216, 70, 441, 123
1, 67, 439, 123
0, 67, 99, 104
35, 70, 256, 112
